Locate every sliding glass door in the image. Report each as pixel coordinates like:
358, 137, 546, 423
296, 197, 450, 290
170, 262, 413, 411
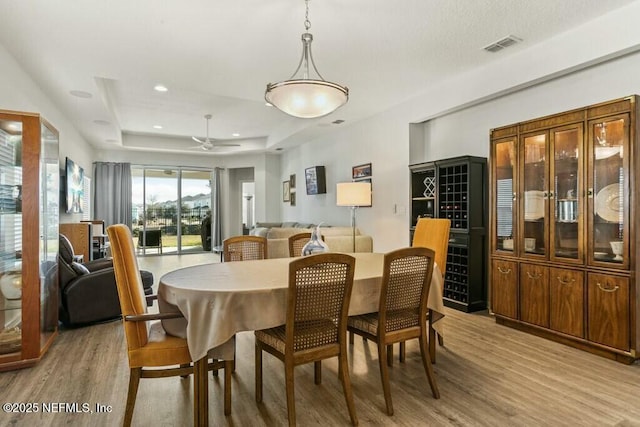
132, 167, 213, 255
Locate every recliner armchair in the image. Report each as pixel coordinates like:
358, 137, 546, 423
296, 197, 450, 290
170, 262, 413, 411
58, 233, 154, 327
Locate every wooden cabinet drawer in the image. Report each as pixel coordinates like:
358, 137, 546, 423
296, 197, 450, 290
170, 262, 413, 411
587, 273, 629, 351
520, 263, 549, 328
491, 259, 518, 319
549, 268, 584, 338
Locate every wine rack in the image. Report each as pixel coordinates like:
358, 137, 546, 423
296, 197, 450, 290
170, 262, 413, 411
410, 156, 487, 312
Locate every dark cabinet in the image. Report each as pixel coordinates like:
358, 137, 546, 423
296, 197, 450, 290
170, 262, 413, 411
410, 156, 487, 312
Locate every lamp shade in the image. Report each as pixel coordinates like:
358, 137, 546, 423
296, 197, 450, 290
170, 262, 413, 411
336, 182, 372, 207
266, 79, 348, 119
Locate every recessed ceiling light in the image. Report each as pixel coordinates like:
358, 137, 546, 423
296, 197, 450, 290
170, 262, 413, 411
154, 84, 168, 92
232, 133, 240, 137
93, 119, 111, 126
70, 90, 92, 98
153, 125, 163, 129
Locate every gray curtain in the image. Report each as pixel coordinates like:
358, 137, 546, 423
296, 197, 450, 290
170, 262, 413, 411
93, 162, 132, 228
212, 167, 223, 247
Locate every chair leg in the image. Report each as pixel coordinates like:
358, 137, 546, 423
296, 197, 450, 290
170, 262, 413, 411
224, 360, 232, 416
349, 331, 354, 344
377, 343, 394, 415
338, 351, 358, 426
180, 363, 190, 378
285, 361, 296, 427
314, 361, 322, 385
124, 368, 141, 427
419, 332, 440, 399
428, 315, 436, 364
232, 341, 237, 373
386, 344, 394, 367
399, 342, 406, 363
438, 333, 444, 347
255, 342, 263, 403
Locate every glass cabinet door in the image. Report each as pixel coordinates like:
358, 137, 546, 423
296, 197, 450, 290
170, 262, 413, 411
492, 138, 516, 253
521, 133, 547, 257
588, 114, 629, 268
550, 124, 583, 263
0, 117, 23, 357
40, 121, 59, 342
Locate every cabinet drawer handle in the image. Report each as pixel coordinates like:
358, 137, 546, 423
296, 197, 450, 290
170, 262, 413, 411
587, 188, 594, 198
548, 191, 554, 199
526, 272, 542, 280
597, 282, 619, 293
497, 266, 512, 274
557, 277, 575, 285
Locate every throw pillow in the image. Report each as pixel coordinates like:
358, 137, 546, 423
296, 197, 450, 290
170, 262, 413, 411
250, 227, 269, 238
71, 262, 90, 276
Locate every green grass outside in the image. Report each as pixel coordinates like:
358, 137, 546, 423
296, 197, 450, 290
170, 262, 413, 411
160, 234, 202, 248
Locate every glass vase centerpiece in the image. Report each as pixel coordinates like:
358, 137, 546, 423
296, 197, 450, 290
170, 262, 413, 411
302, 224, 329, 256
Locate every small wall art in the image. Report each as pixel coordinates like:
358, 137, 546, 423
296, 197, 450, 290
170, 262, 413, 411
352, 163, 372, 180
305, 166, 326, 195
283, 180, 290, 202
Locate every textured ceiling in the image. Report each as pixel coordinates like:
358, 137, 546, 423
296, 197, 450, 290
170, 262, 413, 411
0, 0, 636, 155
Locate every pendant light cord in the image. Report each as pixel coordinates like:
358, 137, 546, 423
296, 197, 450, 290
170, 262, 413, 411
304, 0, 311, 31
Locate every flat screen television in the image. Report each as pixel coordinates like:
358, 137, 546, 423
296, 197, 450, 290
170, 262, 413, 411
65, 157, 84, 213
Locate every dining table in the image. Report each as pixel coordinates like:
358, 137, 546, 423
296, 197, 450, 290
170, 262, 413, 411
158, 252, 445, 426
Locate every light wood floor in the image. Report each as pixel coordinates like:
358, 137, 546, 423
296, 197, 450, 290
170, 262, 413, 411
2, 253, 640, 426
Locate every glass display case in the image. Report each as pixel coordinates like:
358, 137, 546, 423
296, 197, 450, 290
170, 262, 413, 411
489, 96, 638, 363
0, 110, 58, 371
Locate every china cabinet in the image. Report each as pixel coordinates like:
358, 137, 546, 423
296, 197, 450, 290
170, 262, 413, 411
410, 156, 487, 312
489, 96, 638, 363
0, 110, 59, 371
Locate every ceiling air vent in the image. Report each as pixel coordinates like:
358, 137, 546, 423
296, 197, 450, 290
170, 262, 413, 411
483, 35, 522, 53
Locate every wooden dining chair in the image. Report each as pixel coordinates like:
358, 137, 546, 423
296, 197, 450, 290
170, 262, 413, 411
347, 247, 440, 416
107, 224, 232, 426
407, 217, 451, 362
254, 253, 358, 426
223, 235, 268, 261
287, 232, 326, 257
222, 235, 268, 371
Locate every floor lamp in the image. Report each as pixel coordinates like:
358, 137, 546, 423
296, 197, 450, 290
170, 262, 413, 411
336, 182, 372, 252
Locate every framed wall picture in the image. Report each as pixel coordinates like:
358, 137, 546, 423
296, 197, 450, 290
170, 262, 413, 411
305, 166, 326, 195
283, 180, 290, 202
289, 174, 296, 189
290, 191, 296, 206
352, 163, 372, 180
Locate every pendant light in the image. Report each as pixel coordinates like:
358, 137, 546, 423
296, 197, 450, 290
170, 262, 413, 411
265, 0, 348, 119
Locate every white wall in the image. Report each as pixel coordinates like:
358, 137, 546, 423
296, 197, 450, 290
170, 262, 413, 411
0, 44, 96, 224
277, 1, 640, 253
4, 0, 640, 249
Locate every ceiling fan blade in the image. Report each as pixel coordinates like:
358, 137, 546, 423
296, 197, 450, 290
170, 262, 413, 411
212, 143, 241, 147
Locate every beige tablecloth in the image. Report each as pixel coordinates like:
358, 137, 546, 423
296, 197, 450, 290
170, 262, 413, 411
158, 252, 444, 361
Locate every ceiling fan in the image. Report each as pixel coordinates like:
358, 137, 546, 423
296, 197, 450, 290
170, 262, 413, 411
190, 114, 240, 151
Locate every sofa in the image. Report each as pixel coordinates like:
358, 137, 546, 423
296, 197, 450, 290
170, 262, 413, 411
250, 222, 373, 258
